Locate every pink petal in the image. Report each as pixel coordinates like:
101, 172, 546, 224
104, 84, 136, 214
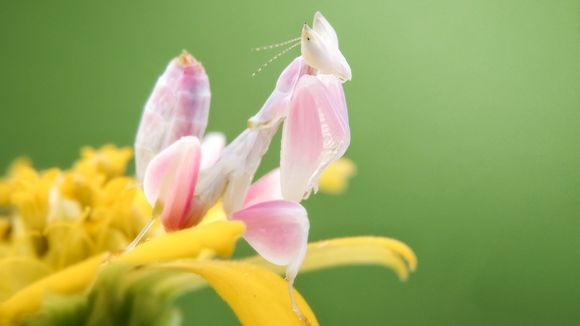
200, 132, 226, 170
247, 57, 305, 129
143, 136, 203, 231
281, 75, 350, 202
243, 168, 282, 208
135, 51, 210, 182
232, 200, 309, 279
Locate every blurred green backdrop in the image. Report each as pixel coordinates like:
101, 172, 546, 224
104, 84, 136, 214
1, 0, 580, 325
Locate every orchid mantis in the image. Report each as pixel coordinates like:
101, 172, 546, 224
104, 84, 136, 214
133, 10, 351, 317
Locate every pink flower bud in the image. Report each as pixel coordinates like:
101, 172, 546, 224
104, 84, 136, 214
135, 51, 211, 182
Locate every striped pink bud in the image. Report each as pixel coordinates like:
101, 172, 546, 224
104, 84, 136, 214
135, 51, 210, 182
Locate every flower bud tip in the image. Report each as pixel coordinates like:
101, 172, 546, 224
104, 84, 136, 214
178, 50, 197, 67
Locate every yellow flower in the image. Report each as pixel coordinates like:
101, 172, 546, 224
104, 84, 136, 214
0, 145, 150, 285
318, 158, 357, 194
0, 146, 416, 325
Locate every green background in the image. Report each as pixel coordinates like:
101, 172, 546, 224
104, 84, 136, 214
1, 0, 580, 325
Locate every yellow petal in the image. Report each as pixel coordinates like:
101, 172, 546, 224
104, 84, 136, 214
43, 221, 95, 270
245, 236, 417, 281
0, 253, 107, 325
199, 201, 228, 225
74, 145, 132, 179
0, 183, 11, 207
317, 158, 356, 194
119, 221, 245, 264
10, 168, 60, 231
9, 229, 44, 258
0, 219, 10, 240
0, 257, 52, 301
165, 260, 318, 326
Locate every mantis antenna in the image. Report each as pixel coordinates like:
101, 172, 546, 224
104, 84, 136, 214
252, 41, 300, 77
251, 36, 300, 52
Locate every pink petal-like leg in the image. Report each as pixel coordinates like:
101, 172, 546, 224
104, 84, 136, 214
232, 200, 309, 280
281, 75, 350, 201
232, 199, 309, 316
243, 168, 282, 208
143, 136, 204, 231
